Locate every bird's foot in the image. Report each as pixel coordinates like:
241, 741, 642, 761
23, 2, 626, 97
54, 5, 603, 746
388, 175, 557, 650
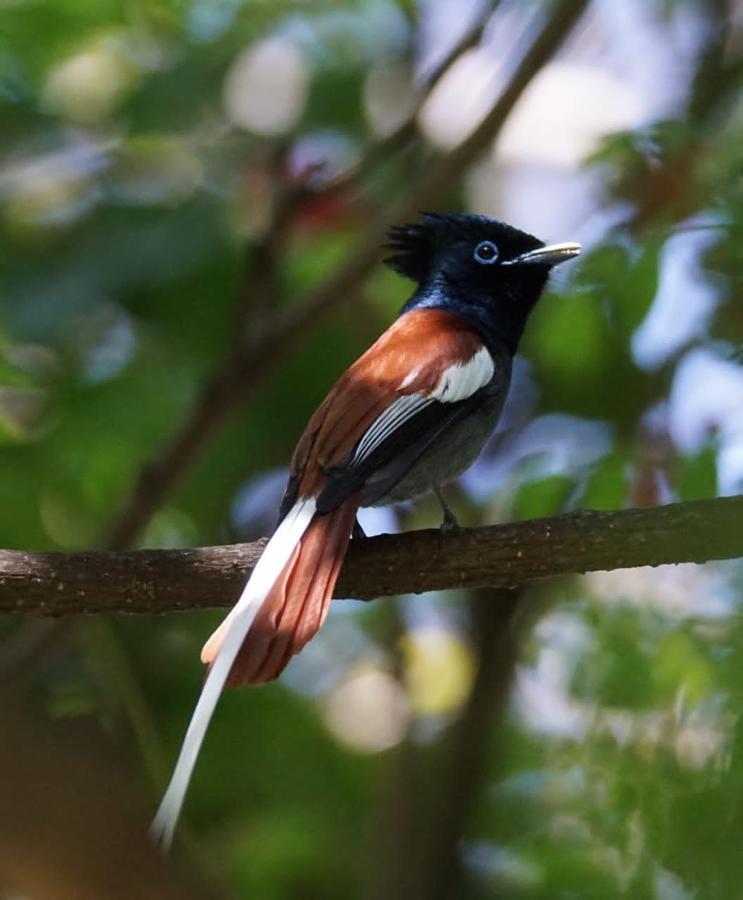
439, 508, 462, 534
434, 487, 461, 534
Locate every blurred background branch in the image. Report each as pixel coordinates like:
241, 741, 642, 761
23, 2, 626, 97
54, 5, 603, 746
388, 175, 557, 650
366, 587, 530, 900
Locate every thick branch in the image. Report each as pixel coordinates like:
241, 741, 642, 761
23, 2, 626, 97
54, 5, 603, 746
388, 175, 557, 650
2, 495, 741, 617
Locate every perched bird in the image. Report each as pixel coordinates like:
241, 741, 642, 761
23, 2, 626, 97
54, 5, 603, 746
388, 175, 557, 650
151, 212, 580, 847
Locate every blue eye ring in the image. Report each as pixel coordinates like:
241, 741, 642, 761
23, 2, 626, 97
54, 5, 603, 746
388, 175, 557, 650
473, 240, 499, 265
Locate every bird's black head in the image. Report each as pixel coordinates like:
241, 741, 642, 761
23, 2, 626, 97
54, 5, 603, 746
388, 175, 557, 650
385, 212, 580, 353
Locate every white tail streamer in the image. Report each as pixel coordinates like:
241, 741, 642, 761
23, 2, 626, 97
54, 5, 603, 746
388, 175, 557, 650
150, 497, 317, 850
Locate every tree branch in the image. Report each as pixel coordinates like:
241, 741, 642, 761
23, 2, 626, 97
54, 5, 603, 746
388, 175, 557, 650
2, 495, 741, 617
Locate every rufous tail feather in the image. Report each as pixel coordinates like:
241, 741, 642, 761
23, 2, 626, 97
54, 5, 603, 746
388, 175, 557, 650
218, 496, 359, 685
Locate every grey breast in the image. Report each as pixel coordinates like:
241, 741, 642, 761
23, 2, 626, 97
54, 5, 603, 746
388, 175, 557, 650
365, 343, 512, 507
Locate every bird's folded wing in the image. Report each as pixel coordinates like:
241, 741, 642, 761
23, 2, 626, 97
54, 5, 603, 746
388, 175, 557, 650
280, 307, 497, 515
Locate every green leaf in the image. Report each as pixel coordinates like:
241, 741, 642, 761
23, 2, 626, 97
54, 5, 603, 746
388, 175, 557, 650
581, 452, 628, 510
512, 475, 575, 520
676, 442, 717, 502
654, 630, 715, 706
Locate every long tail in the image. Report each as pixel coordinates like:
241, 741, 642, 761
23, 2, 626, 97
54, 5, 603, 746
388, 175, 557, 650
150, 495, 358, 850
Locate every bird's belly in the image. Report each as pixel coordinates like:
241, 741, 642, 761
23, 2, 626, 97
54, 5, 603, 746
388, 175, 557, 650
366, 390, 506, 507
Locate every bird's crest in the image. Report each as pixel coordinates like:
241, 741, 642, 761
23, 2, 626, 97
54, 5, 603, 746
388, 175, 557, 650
384, 214, 439, 282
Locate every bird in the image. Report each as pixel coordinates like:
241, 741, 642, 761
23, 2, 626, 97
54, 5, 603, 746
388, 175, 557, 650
151, 212, 580, 848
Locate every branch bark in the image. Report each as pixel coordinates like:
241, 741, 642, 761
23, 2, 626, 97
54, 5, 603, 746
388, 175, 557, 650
2, 495, 741, 617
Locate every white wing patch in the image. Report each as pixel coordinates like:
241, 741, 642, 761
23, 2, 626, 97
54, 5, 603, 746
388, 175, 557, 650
430, 346, 494, 403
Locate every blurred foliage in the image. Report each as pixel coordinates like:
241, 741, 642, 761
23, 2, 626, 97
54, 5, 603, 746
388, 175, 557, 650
1, 0, 743, 898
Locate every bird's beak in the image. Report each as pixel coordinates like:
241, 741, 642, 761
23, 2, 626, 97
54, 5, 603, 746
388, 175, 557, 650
504, 242, 582, 267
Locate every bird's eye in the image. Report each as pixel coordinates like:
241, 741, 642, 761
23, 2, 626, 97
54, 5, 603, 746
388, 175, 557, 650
473, 240, 499, 265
